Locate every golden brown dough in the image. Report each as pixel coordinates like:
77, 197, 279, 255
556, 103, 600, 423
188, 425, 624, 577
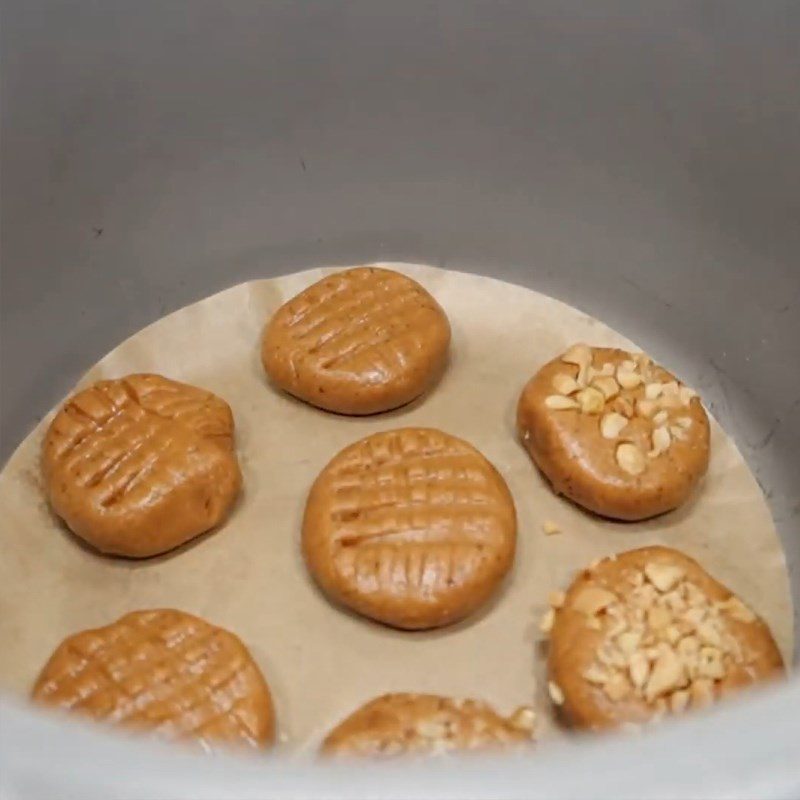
321, 693, 535, 757
517, 345, 710, 520
32, 609, 275, 749
302, 428, 517, 629
42, 374, 241, 557
543, 546, 784, 731
261, 267, 451, 414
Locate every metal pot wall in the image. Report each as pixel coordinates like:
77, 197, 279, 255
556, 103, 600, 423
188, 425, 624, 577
2, 2, 799, 797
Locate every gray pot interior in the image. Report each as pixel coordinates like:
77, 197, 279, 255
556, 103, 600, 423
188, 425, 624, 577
2, 1, 799, 795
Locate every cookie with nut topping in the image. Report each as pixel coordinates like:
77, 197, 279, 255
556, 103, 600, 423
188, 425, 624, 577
321, 693, 535, 757
516, 345, 710, 520
542, 546, 784, 731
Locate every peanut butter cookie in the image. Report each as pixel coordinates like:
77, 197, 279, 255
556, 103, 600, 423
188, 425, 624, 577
517, 345, 710, 520
32, 609, 275, 749
43, 374, 241, 557
322, 693, 535, 757
303, 428, 517, 629
261, 267, 451, 414
542, 547, 783, 731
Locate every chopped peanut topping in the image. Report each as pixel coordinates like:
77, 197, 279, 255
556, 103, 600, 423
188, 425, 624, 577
542, 520, 561, 535
552, 373, 581, 396
649, 426, 672, 458
601, 412, 629, 440
616, 443, 646, 476
593, 376, 621, 400
509, 707, 537, 733
548, 681, 565, 705
562, 344, 592, 368
572, 586, 617, 617
556, 556, 760, 724
545, 395, 579, 410
539, 608, 555, 634
546, 346, 702, 474
577, 386, 605, 414
644, 563, 685, 592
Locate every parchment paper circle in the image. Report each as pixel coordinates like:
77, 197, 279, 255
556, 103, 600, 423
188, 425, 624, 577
0, 263, 791, 749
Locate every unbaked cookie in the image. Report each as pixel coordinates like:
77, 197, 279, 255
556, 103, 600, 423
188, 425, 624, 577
517, 345, 710, 520
261, 267, 451, 414
43, 374, 241, 557
321, 693, 535, 757
31, 609, 275, 749
302, 427, 517, 629
542, 546, 783, 731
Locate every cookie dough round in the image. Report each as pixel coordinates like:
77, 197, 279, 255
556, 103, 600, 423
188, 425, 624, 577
302, 427, 517, 629
544, 546, 784, 731
321, 693, 535, 757
43, 374, 242, 557
261, 267, 451, 415
517, 345, 710, 520
32, 609, 275, 749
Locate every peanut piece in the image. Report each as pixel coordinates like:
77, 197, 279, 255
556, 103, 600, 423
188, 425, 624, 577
617, 630, 642, 656
644, 382, 664, 400
593, 375, 621, 400
616, 443, 646, 475
670, 425, 688, 441
572, 585, 617, 616
562, 344, 592, 367
644, 562, 685, 592
645, 647, 687, 701
697, 647, 726, 680
647, 606, 672, 631
583, 663, 609, 686
612, 397, 634, 419
552, 373, 580, 396
603, 673, 632, 702
545, 395, 579, 410
417, 720, 448, 739
637, 399, 658, 418
628, 651, 650, 689
539, 608, 555, 634
600, 412, 628, 439
649, 425, 672, 458
542, 520, 561, 535
577, 386, 605, 414
617, 369, 643, 390
664, 625, 682, 646
548, 681, 565, 705
600, 362, 616, 377
653, 410, 669, 426
697, 621, 723, 648
509, 707, 537, 734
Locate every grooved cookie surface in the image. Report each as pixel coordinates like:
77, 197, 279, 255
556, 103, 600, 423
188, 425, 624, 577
517, 346, 710, 520
545, 547, 784, 731
321, 693, 535, 757
31, 609, 275, 749
261, 267, 451, 414
42, 374, 241, 557
302, 428, 517, 629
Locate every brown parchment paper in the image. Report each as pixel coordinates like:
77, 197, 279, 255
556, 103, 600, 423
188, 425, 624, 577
0, 263, 792, 749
